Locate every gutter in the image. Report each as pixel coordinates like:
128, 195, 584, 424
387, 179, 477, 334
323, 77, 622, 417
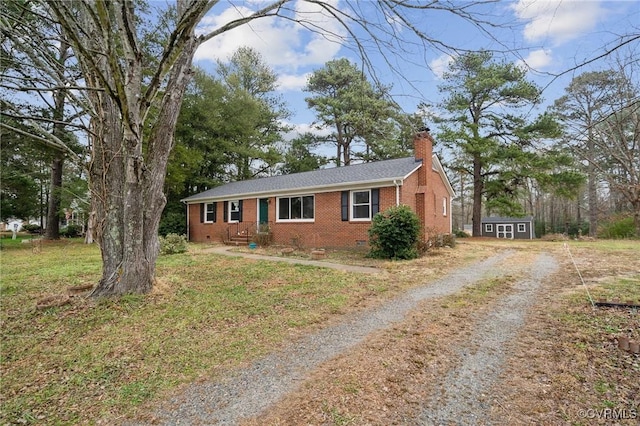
393, 179, 402, 206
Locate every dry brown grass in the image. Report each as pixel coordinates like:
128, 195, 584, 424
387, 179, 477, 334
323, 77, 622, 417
241, 240, 640, 425
490, 241, 640, 425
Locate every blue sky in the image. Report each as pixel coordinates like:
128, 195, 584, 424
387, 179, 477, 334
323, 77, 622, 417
192, 0, 640, 139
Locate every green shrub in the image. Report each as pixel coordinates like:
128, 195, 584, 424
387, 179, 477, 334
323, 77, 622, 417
60, 224, 82, 237
159, 211, 186, 236
22, 224, 41, 234
159, 233, 188, 255
368, 205, 421, 260
454, 229, 468, 238
598, 216, 636, 239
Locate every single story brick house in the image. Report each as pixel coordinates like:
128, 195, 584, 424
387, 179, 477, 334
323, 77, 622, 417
481, 216, 536, 239
182, 131, 454, 248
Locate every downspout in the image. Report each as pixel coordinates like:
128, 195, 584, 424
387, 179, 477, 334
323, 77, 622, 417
393, 179, 402, 206
449, 197, 453, 234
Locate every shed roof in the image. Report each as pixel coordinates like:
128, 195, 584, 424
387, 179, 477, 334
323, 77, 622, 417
182, 156, 422, 203
481, 216, 534, 223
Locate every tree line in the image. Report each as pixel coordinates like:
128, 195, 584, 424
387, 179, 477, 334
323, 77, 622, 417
1, 0, 637, 298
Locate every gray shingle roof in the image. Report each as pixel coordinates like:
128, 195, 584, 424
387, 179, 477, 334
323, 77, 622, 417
182, 156, 421, 203
482, 216, 534, 223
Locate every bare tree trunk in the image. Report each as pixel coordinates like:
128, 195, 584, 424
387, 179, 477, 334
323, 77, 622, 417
44, 154, 63, 239
587, 129, 598, 236
459, 170, 465, 231
88, 38, 197, 297
472, 155, 483, 237
633, 199, 640, 237
44, 42, 68, 240
85, 208, 95, 244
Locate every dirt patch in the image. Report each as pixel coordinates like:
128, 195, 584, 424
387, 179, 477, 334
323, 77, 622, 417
240, 250, 553, 425
489, 243, 640, 425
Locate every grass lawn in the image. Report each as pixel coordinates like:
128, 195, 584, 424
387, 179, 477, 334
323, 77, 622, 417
1, 237, 637, 425
0, 238, 486, 424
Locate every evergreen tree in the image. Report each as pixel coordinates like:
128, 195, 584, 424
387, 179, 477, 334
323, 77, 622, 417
437, 51, 579, 236
305, 58, 404, 166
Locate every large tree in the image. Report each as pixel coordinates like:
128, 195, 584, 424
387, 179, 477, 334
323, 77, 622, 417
1, 0, 551, 297
1, 3, 83, 238
553, 69, 640, 236
437, 51, 577, 236
0, 118, 47, 222
279, 132, 329, 174
305, 58, 404, 166
215, 47, 291, 180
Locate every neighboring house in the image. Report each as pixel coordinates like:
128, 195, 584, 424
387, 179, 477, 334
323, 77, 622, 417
4, 219, 24, 232
182, 131, 454, 248
481, 216, 536, 240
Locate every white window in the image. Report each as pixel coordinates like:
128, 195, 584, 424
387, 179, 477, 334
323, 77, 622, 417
229, 200, 240, 222
443, 197, 447, 216
351, 190, 371, 221
517, 223, 526, 233
485, 224, 493, 233
277, 195, 314, 221
204, 203, 216, 223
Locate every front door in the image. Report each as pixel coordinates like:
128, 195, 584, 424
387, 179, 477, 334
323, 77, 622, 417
259, 198, 269, 225
496, 224, 514, 239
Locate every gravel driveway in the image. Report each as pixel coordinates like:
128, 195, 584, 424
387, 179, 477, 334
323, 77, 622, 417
129, 249, 557, 425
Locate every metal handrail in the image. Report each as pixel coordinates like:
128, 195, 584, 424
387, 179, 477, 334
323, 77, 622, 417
226, 221, 272, 242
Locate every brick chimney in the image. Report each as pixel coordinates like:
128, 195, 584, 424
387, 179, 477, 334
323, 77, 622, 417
414, 129, 433, 187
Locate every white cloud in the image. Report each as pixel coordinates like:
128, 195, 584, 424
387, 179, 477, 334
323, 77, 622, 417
278, 73, 311, 91
194, 0, 345, 71
429, 54, 455, 79
281, 121, 332, 141
511, 0, 605, 45
518, 48, 553, 70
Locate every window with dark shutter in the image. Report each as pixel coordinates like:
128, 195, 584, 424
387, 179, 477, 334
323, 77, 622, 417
229, 200, 241, 222
204, 202, 216, 223
351, 189, 372, 220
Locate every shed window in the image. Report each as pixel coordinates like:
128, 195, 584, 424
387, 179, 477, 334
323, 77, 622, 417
485, 224, 493, 233
517, 223, 526, 232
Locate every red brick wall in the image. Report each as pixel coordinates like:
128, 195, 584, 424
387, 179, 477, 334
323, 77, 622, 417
428, 168, 452, 234
189, 186, 407, 248
400, 169, 419, 209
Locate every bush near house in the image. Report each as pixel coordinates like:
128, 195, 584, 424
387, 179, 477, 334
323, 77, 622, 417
368, 205, 421, 260
60, 224, 82, 238
159, 233, 188, 254
159, 211, 187, 236
21, 224, 41, 234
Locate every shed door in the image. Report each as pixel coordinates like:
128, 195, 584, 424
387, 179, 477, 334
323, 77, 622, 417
497, 224, 514, 239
